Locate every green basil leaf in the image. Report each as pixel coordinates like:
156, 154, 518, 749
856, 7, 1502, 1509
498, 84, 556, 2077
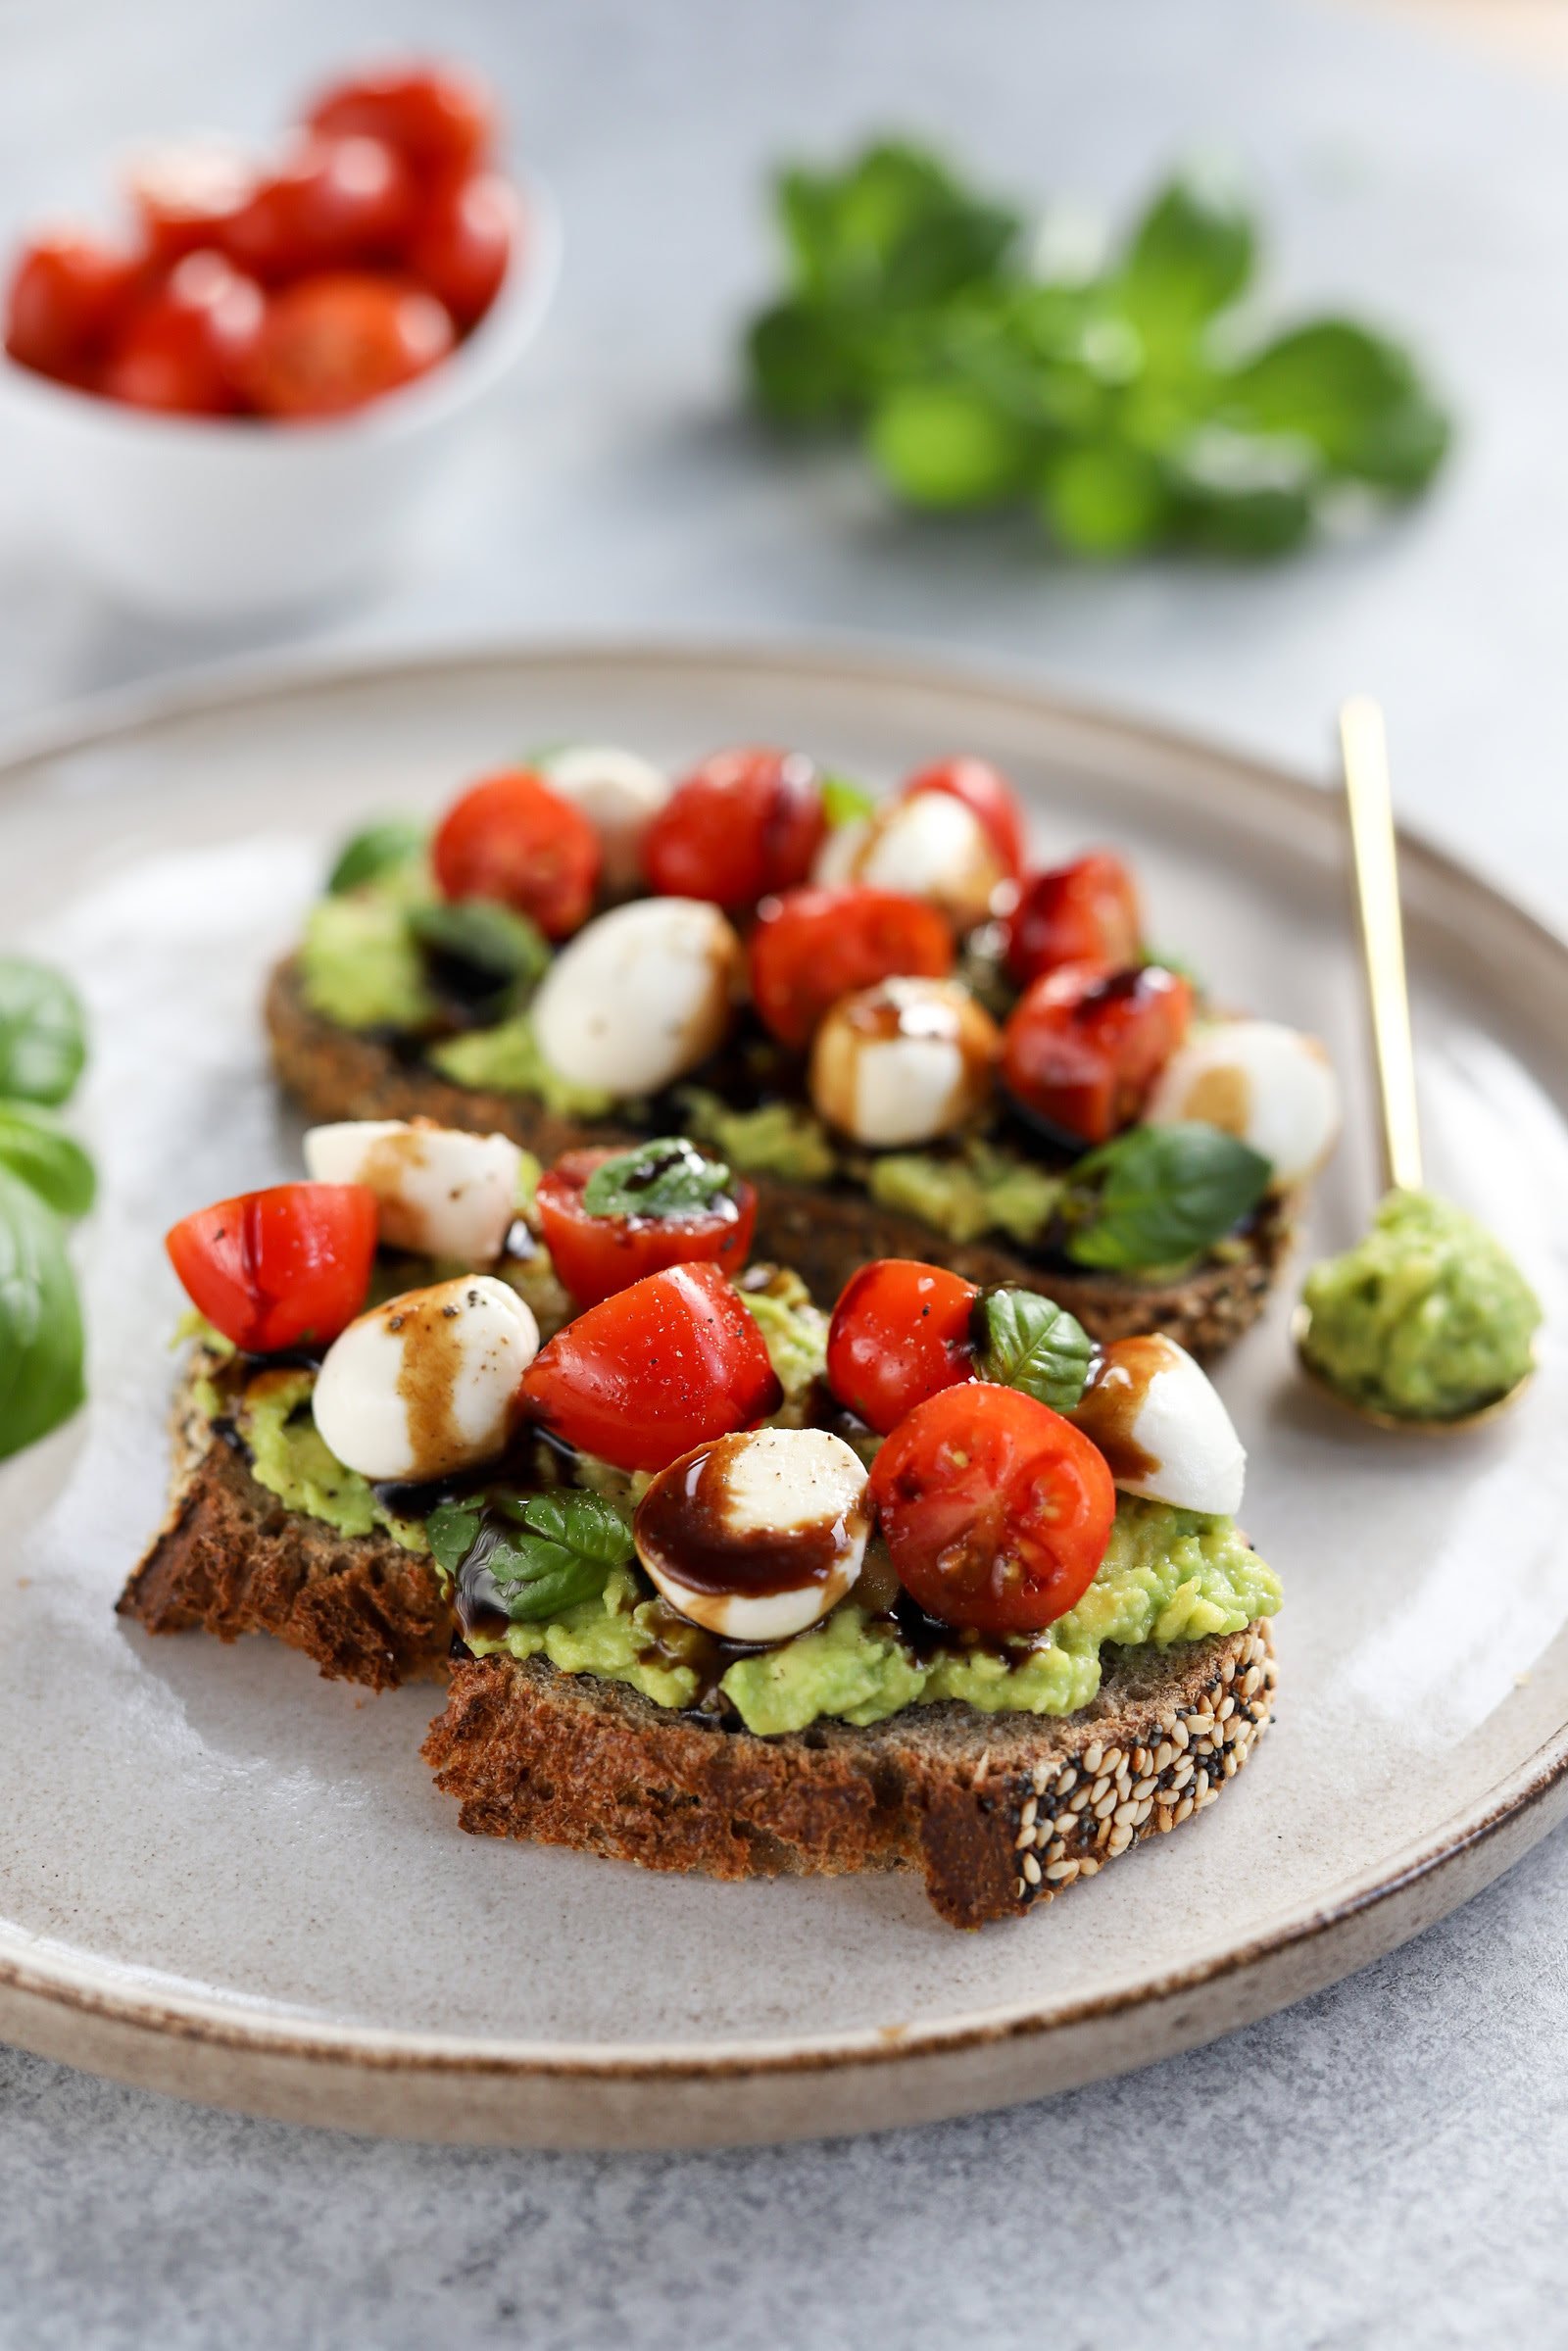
1119, 162, 1254, 344
0, 1102, 95, 1220
747, 300, 865, 426
580, 1137, 732, 1223
0, 959, 86, 1106
977, 1288, 1094, 1411
1063, 1121, 1271, 1272
408, 898, 551, 985
869, 381, 1037, 510
0, 1165, 85, 1461
820, 773, 876, 829
1039, 441, 1171, 557
425, 1496, 484, 1582
485, 1491, 635, 1623
1222, 319, 1451, 494
326, 818, 427, 896
777, 142, 1018, 310
1167, 426, 1317, 557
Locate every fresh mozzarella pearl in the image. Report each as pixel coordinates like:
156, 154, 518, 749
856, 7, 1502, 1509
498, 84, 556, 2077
635, 1426, 871, 1642
303, 1118, 523, 1263
538, 745, 671, 893
530, 897, 742, 1099
1146, 1019, 1341, 1192
312, 1275, 538, 1483
1072, 1334, 1245, 1516
809, 976, 998, 1147
814, 792, 1006, 928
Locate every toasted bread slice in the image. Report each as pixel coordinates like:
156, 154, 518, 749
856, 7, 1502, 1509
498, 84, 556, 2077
265, 955, 1295, 1356
422, 1625, 1275, 1928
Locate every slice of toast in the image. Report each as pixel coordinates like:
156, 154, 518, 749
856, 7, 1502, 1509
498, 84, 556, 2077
422, 1624, 1275, 1928
265, 955, 1295, 1356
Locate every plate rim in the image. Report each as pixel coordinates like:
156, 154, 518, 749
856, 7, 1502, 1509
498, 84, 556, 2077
4, 632, 1565, 2128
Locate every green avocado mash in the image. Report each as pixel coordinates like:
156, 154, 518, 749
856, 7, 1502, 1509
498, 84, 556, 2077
867, 1141, 1063, 1249
427, 1013, 617, 1118
299, 881, 436, 1033
470, 1498, 1279, 1736
241, 1370, 428, 1550
679, 1089, 838, 1185
1299, 1187, 1541, 1421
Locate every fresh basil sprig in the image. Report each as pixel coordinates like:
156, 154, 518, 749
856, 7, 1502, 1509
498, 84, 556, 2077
408, 897, 550, 988
429, 1489, 635, 1623
326, 818, 427, 896
1061, 1121, 1270, 1272
0, 958, 86, 1104
976, 1288, 1093, 1411
581, 1136, 732, 1223
0, 957, 93, 1461
0, 1103, 96, 1221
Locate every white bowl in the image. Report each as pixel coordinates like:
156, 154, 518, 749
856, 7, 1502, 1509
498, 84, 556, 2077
0, 175, 560, 622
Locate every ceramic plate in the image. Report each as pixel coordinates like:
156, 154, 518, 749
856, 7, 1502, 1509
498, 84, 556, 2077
2, 642, 1565, 2149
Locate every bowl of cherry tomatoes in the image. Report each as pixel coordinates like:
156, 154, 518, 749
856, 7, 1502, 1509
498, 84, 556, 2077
0, 60, 559, 620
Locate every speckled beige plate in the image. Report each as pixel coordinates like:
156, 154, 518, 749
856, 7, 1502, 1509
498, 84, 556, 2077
2, 641, 1565, 2149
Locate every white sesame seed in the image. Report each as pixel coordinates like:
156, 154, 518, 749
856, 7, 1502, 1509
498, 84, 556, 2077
1054, 1766, 1078, 1796
1217, 1694, 1236, 1722
1045, 1858, 1079, 1885
1153, 1741, 1174, 1772
1014, 1825, 1035, 1851
1094, 1790, 1117, 1822
1171, 1720, 1190, 1751
1090, 1774, 1111, 1803
1044, 1837, 1066, 1863
1169, 1758, 1195, 1791
1032, 1762, 1053, 1795
1077, 1856, 1100, 1878
1242, 1667, 1262, 1698
1222, 1752, 1239, 1779
1155, 1807, 1175, 1834
1174, 1796, 1194, 1824
1102, 1745, 1125, 1776
1083, 1740, 1104, 1776
1020, 1796, 1038, 1829
1021, 1852, 1043, 1886
1107, 1825, 1134, 1856
1133, 1775, 1156, 1801
1014, 1876, 1027, 1900
1193, 1768, 1210, 1798
1113, 1801, 1139, 1830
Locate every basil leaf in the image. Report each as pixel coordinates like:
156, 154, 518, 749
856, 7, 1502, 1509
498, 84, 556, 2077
408, 898, 550, 986
581, 1137, 732, 1223
977, 1288, 1093, 1411
0, 1102, 95, 1220
1119, 162, 1254, 345
0, 959, 86, 1106
425, 1496, 484, 1582
0, 1166, 85, 1461
1062, 1121, 1270, 1272
485, 1491, 635, 1623
820, 772, 876, 829
870, 382, 1037, 510
1039, 441, 1171, 558
1223, 319, 1450, 494
326, 818, 426, 896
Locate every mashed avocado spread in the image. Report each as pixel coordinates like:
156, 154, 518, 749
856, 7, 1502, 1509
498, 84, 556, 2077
1300, 1187, 1541, 1421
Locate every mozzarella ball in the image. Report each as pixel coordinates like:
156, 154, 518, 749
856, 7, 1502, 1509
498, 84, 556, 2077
1072, 1334, 1245, 1516
634, 1426, 871, 1643
538, 745, 671, 893
809, 976, 998, 1148
303, 1118, 523, 1263
1146, 1019, 1341, 1192
312, 1275, 538, 1483
530, 897, 742, 1099
814, 792, 1006, 928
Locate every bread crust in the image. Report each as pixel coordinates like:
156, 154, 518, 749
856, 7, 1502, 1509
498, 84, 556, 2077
265, 955, 1295, 1355
421, 1623, 1276, 1928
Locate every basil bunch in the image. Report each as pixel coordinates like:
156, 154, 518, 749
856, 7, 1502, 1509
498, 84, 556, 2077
747, 141, 1449, 558
428, 1488, 636, 1624
0, 959, 94, 1461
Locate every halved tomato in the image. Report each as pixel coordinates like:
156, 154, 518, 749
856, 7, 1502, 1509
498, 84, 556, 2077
1002, 962, 1191, 1146
826, 1257, 978, 1436
534, 1146, 757, 1308
166, 1182, 377, 1354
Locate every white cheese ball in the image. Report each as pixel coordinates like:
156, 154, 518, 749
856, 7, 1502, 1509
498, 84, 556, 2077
312, 1275, 538, 1484
530, 897, 742, 1099
303, 1118, 523, 1263
537, 745, 672, 893
635, 1426, 871, 1643
813, 791, 1006, 928
1073, 1334, 1245, 1516
809, 976, 999, 1148
1146, 1019, 1341, 1192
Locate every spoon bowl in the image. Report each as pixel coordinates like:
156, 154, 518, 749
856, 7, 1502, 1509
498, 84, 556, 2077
1291, 1302, 1536, 1434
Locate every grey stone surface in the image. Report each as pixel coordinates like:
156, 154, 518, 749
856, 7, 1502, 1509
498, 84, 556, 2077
1, 0, 1564, 2341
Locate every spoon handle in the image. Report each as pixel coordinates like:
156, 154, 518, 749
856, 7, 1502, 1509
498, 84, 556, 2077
1340, 696, 1424, 1194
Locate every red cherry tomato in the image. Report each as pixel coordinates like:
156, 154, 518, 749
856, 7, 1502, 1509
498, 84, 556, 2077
827, 1258, 978, 1437
902, 758, 1026, 878
305, 64, 497, 178
102, 251, 264, 416
126, 142, 260, 265
223, 135, 416, 281
641, 748, 826, 910
431, 768, 601, 939
166, 1183, 377, 1355
1002, 962, 1192, 1146
243, 271, 453, 417
535, 1148, 759, 1309
407, 170, 514, 328
1004, 853, 1142, 988
521, 1260, 782, 1473
869, 1382, 1115, 1636
747, 886, 955, 1051
4, 231, 142, 379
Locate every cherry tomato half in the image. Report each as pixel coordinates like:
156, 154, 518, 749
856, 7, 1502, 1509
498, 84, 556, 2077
431, 768, 601, 938
223, 135, 416, 281
243, 271, 453, 417
407, 170, 514, 328
125, 141, 260, 265
166, 1182, 377, 1355
748, 885, 955, 1051
535, 1147, 758, 1308
868, 1382, 1115, 1636
902, 758, 1026, 878
521, 1259, 782, 1473
102, 251, 264, 416
827, 1258, 978, 1437
641, 748, 826, 910
305, 64, 497, 178
1002, 962, 1192, 1146
1004, 853, 1142, 988
4, 231, 142, 379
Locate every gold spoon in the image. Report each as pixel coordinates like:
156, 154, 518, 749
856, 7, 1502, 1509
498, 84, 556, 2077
1293, 694, 1535, 1432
